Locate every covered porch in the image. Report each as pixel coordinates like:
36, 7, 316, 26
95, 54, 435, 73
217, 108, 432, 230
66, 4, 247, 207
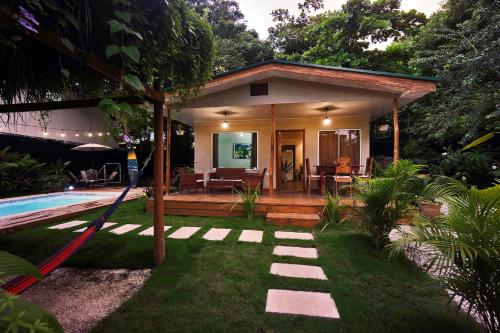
163, 60, 437, 197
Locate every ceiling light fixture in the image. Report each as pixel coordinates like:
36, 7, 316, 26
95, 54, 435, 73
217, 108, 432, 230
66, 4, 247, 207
221, 112, 229, 129
322, 108, 331, 126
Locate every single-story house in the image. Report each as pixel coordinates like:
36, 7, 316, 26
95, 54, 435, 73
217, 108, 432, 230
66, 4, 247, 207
168, 60, 437, 193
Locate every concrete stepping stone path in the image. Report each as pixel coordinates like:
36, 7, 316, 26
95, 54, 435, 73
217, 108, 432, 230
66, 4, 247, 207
139, 226, 172, 236
202, 228, 231, 241
238, 230, 263, 243
109, 224, 141, 235
48, 220, 88, 230
168, 227, 201, 239
274, 231, 314, 240
270, 263, 327, 280
74, 222, 117, 233
265, 289, 340, 319
273, 245, 318, 259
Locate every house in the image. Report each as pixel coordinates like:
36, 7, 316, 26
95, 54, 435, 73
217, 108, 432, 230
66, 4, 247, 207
168, 60, 437, 193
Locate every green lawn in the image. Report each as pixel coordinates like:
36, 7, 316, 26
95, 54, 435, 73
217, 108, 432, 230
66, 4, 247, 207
0, 200, 479, 333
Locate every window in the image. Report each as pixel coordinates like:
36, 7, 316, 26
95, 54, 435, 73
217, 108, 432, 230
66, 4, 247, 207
213, 132, 257, 169
319, 130, 360, 165
250, 83, 268, 96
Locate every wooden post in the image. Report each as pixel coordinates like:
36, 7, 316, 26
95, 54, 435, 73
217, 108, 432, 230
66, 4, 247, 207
165, 107, 172, 194
153, 86, 165, 265
269, 104, 276, 196
392, 97, 400, 162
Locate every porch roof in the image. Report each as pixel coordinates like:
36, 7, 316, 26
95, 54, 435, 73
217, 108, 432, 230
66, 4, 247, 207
167, 60, 437, 126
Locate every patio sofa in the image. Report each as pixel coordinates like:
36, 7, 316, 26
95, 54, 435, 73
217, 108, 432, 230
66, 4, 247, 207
209, 168, 246, 181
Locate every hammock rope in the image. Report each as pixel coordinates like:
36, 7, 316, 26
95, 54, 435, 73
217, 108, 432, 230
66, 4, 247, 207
2, 147, 154, 295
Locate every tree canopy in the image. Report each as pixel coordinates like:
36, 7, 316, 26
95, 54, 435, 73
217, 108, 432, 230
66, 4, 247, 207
186, 0, 273, 74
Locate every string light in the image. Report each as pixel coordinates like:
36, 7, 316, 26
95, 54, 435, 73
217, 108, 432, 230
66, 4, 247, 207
1, 121, 116, 139
60, 129, 66, 137
42, 130, 49, 136
87, 130, 93, 137
98, 132, 103, 137
75, 130, 80, 137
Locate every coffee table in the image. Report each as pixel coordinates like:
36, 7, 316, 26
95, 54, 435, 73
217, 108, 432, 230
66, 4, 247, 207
206, 179, 242, 193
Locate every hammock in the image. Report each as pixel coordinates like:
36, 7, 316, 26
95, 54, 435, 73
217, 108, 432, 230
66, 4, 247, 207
2, 147, 154, 295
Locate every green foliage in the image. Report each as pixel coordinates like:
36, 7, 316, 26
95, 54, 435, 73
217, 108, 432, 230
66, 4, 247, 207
355, 160, 424, 249
0, 146, 70, 195
187, 0, 273, 74
0, 251, 63, 333
387, 179, 500, 333
232, 186, 259, 220
320, 192, 348, 231
269, 0, 426, 72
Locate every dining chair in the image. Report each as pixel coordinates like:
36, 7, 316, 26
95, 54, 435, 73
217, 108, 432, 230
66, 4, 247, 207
358, 157, 373, 179
334, 157, 352, 196
306, 158, 323, 195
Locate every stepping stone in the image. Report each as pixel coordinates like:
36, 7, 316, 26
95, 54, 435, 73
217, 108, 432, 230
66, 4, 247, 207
167, 227, 201, 239
273, 246, 318, 259
138, 226, 172, 236
109, 224, 141, 235
238, 230, 263, 243
74, 222, 117, 233
270, 263, 327, 280
265, 289, 340, 319
202, 228, 231, 241
274, 231, 314, 240
48, 220, 87, 230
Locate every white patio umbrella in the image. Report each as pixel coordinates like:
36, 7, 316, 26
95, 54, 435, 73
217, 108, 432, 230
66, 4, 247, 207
71, 143, 113, 169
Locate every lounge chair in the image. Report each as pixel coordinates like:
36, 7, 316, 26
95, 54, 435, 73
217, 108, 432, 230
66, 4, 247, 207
68, 171, 84, 187
178, 167, 204, 193
80, 170, 97, 187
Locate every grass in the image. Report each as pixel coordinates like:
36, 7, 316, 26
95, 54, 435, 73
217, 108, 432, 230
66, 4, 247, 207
0, 200, 480, 333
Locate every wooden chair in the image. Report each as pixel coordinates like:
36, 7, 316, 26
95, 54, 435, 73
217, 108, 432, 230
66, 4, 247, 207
178, 167, 204, 193
334, 157, 352, 196
358, 157, 373, 179
305, 158, 323, 195
242, 168, 267, 192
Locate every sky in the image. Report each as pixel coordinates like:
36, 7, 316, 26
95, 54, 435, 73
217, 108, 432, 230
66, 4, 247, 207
235, 0, 443, 39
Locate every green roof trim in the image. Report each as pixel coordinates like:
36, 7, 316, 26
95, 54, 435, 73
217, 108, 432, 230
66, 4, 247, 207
212, 59, 438, 82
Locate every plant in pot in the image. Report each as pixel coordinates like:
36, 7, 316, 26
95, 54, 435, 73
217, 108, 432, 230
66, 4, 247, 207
416, 178, 443, 220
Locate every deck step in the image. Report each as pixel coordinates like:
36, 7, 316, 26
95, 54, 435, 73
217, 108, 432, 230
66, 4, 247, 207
266, 213, 321, 228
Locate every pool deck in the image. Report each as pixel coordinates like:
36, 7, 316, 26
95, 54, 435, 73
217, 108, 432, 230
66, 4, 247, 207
0, 188, 143, 234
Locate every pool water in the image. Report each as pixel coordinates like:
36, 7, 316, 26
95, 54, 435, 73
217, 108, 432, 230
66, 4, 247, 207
0, 193, 114, 218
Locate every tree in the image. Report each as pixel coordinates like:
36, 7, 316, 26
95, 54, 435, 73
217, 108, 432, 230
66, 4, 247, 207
402, 0, 500, 160
186, 0, 274, 74
269, 0, 427, 71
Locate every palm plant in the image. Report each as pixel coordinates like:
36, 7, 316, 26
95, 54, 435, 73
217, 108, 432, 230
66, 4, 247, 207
355, 160, 424, 249
231, 186, 259, 220
321, 191, 349, 232
387, 179, 500, 333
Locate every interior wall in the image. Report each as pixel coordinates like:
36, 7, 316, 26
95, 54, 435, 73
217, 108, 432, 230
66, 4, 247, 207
279, 131, 304, 177
194, 115, 370, 189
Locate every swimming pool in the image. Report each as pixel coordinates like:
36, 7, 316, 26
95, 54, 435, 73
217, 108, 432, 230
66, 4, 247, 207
0, 192, 115, 218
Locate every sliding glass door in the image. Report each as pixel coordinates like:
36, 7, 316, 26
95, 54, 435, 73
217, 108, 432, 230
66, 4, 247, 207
319, 130, 360, 165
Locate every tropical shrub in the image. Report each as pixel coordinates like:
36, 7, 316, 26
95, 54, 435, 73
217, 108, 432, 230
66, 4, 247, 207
355, 160, 424, 249
232, 187, 259, 220
321, 192, 348, 232
387, 179, 500, 333
0, 147, 70, 195
0, 251, 63, 333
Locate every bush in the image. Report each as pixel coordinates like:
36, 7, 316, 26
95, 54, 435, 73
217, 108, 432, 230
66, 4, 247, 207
320, 192, 348, 232
232, 187, 259, 220
355, 160, 424, 249
0, 147, 70, 195
387, 179, 500, 333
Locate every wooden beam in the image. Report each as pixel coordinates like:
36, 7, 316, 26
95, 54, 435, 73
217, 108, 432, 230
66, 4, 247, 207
0, 9, 163, 103
0, 97, 144, 113
165, 107, 172, 194
393, 97, 400, 162
269, 104, 276, 196
153, 87, 165, 265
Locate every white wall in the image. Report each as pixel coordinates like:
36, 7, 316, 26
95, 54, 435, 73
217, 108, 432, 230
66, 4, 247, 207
194, 115, 370, 189
0, 108, 117, 146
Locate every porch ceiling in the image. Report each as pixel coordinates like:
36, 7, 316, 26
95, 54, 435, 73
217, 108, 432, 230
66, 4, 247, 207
167, 61, 437, 126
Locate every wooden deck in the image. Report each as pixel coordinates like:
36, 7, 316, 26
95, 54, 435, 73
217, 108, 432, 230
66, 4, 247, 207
0, 189, 142, 234
147, 193, 357, 217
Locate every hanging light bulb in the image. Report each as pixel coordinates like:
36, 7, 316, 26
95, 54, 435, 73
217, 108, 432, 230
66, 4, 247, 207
322, 109, 331, 126
98, 132, 103, 137
87, 130, 93, 137
106, 132, 111, 136
60, 129, 66, 137
221, 112, 229, 129
42, 130, 49, 136
75, 130, 80, 137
